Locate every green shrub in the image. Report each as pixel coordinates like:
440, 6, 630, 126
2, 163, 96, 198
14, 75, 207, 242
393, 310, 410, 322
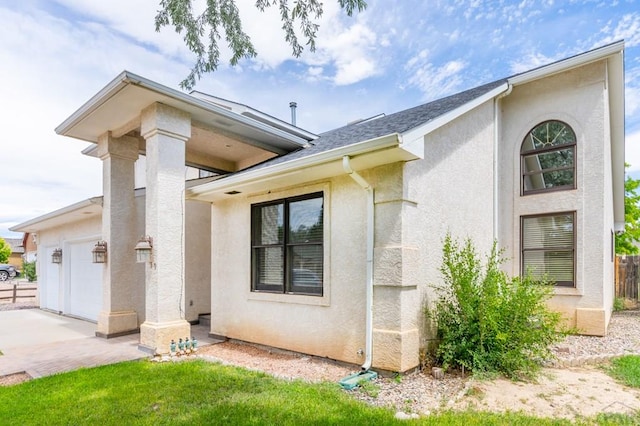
23, 261, 37, 282
613, 297, 625, 312
428, 234, 565, 380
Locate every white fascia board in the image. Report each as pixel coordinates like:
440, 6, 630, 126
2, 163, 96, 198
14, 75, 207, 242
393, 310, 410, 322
398, 83, 511, 157
9, 197, 103, 232
607, 49, 626, 227
509, 41, 624, 86
56, 71, 310, 147
55, 70, 130, 136
187, 134, 404, 199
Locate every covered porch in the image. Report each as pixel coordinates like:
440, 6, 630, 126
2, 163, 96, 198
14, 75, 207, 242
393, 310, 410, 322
55, 71, 316, 354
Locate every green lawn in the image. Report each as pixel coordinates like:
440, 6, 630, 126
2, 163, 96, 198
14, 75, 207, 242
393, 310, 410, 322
0, 358, 638, 425
608, 355, 640, 388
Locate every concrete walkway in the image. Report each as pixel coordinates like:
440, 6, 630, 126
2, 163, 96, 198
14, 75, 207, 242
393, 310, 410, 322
0, 309, 219, 379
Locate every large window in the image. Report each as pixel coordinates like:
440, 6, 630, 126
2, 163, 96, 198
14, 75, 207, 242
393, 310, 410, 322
521, 120, 576, 194
251, 192, 323, 295
521, 212, 575, 287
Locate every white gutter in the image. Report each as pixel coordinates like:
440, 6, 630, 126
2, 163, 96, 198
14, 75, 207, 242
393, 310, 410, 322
342, 156, 374, 372
187, 134, 401, 199
493, 84, 513, 239
9, 197, 103, 232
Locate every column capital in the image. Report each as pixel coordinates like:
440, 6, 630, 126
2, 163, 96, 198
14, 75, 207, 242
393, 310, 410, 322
141, 102, 191, 142
97, 132, 140, 161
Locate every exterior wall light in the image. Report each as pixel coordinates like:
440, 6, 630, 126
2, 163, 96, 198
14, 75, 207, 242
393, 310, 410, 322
51, 248, 62, 264
92, 241, 108, 264
134, 236, 153, 264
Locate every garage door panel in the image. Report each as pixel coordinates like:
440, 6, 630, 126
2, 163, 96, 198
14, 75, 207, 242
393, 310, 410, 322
67, 241, 102, 321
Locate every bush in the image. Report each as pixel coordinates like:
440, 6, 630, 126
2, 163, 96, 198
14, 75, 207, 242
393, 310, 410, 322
428, 234, 565, 379
23, 261, 37, 282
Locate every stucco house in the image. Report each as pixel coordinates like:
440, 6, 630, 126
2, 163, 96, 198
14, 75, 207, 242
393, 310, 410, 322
12, 41, 625, 373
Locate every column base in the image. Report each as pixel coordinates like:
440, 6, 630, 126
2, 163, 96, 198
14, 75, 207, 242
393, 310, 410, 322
96, 310, 139, 338
576, 308, 607, 336
372, 328, 420, 372
139, 319, 191, 355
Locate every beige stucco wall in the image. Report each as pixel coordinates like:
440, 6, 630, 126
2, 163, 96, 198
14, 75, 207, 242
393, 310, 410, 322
498, 60, 615, 335
404, 100, 497, 351
209, 102, 497, 372
210, 178, 380, 366
207, 60, 617, 370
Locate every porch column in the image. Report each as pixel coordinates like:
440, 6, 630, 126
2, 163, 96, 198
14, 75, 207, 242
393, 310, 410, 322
139, 103, 191, 354
96, 132, 139, 338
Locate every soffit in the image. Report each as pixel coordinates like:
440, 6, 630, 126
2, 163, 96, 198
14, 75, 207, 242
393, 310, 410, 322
10, 198, 103, 234
56, 71, 310, 160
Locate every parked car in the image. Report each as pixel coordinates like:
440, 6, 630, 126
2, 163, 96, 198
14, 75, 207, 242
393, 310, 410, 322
0, 264, 19, 281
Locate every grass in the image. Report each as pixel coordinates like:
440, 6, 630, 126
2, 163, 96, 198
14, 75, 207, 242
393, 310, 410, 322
0, 358, 638, 425
608, 355, 640, 388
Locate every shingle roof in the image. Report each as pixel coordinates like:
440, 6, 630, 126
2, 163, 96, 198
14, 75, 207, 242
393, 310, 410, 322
4, 238, 24, 254
235, 78, 507, 173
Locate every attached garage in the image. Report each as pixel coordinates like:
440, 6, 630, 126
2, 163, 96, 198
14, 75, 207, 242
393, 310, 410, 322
12, 198, 104, 322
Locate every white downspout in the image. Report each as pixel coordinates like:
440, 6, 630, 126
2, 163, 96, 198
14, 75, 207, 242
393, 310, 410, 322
342, 155, 374, 372
493, 84, 513, 239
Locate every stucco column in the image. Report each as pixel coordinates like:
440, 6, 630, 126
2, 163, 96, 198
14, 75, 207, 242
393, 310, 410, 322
371, 164, 421, 372
139, 103, 191, 354
96, 132, 139, 338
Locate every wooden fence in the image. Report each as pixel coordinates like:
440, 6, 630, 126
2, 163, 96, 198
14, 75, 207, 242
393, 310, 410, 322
0, 284, 37, 304
615, 255, 640, 301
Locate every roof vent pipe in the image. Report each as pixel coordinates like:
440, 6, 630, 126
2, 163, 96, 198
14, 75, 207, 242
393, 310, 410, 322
289, 101, 297, 126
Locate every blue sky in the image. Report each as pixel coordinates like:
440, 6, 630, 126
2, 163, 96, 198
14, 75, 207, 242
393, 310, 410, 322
1, 0, 639, 238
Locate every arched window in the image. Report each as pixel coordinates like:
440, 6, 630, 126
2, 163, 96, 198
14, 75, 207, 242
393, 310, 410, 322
521, 120, 576, 194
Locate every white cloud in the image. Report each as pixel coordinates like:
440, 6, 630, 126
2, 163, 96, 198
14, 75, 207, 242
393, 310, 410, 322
404, 51, 467, 100
309, 14, 381, 85
626, 66, 640, 119
595, 13, 640, 48
0, 3, 189, 236
509, 51, 556, 74
625, 129, 640, 172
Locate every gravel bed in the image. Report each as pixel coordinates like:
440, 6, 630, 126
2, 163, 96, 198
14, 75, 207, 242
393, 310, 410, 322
550, 310, 640, 366
349, 311, 640, 415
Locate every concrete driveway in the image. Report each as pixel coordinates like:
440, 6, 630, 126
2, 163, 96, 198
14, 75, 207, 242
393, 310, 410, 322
0, 309, 216, 379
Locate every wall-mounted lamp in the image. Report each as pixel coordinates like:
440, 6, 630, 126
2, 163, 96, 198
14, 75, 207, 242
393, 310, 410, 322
134, 236, 153, 264
51, 248, 62, 264
92, 241, 108, 264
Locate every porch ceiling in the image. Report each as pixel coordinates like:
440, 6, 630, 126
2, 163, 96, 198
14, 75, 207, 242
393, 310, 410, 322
56, 71, 310, 172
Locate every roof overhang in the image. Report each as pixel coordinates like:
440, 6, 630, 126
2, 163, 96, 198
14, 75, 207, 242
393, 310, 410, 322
399, 83, 511, 157
187, 134, 419, 202
9, 197, 103, 234
56, 71, 312, 151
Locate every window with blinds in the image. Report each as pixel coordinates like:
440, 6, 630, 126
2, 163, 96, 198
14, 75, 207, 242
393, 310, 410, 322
521, 212, 575, 287
251, 192, 324, 295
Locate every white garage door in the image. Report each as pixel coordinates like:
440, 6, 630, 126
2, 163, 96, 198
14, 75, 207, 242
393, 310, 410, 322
66, 240, 102, 321
43, 246, 61, 312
